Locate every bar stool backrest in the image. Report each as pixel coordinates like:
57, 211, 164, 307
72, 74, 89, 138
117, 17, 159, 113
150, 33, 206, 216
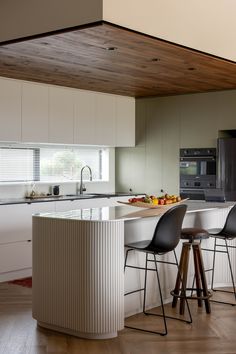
221, 204, 236, 238
147, 204, 187, 254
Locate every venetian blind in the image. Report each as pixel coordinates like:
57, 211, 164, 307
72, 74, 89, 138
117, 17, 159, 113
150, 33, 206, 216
0, 145, 109, 183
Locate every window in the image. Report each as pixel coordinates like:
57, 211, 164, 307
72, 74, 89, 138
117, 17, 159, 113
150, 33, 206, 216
0, 147, 39, 182
40, 147, 108, 182
0, 145, 109, 183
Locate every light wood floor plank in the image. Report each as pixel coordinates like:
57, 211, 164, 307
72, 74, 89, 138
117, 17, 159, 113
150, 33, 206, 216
0, 283, 235, 354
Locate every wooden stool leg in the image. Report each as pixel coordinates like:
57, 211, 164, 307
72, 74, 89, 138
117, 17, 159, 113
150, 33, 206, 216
172, 242, 190, 309
179, 243, 191, 315
193, 243, 203, 307
193, 244, 211, 314
172, 244, 186, 308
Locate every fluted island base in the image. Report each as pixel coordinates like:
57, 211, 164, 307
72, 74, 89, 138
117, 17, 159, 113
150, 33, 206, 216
32, 216, 124, 339
37, 321, 118, 339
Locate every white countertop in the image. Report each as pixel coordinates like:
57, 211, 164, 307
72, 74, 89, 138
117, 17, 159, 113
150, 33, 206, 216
33, 200, 235, 222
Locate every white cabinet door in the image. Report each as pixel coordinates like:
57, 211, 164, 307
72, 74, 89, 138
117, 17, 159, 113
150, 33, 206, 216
0, 202, 55, 244
55, 198, 104, 211
74, 90, 96, 144
55, 199, 106, 211
22, 82, 49, 143
71, 198, 107, 209
94, 93, 116, 146
49, 86, 74, 144
55, 200, 75, 212
0, 241, 32, 274
55, 196, 139, 211
0, 77, 21, 142
0, 202, 55, 277
116, 96, 135, 147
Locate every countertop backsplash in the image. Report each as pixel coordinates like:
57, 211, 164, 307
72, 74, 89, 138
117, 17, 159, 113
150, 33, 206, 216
0, 181, 116, 200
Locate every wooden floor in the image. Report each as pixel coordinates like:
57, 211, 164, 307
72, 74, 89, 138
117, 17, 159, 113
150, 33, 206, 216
0, 282, 235, 354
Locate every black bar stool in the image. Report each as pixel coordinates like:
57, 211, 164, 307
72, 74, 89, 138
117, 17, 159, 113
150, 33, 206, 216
124, 204, 192, 336
171, 227, 212, 314
202, 204, 236, 306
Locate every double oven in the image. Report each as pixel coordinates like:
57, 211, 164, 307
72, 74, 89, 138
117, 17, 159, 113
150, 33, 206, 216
180, 148, 216, 200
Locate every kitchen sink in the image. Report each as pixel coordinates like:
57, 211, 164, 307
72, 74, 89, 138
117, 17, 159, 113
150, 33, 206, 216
65, 193, 135, 199
65, 193, 120, 199
65, 193, 104, 199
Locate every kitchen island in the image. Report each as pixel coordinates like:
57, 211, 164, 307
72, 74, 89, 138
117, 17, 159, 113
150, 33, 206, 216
32, 201, 235, 339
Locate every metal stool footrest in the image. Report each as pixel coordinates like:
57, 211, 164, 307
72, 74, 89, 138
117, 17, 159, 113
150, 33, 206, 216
171, 288, 212, 301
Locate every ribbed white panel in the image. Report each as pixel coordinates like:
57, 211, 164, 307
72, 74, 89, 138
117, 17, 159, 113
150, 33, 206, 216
32, 217, 124, 339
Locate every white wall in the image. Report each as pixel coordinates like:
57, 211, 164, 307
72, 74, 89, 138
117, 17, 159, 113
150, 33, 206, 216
103, 0, 236, 61
0, 0, 102, 43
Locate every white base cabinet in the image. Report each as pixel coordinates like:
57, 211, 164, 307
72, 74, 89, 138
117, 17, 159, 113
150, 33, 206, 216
0, 202, 55, 281
54, 196, 131, 212
0, 241, 32, 274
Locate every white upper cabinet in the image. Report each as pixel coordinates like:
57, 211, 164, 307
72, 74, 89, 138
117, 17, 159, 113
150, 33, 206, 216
0, 77, 21, 142
75, 92, 135, 147
22, 82, 49, 143
49, 86, 74, 144
94, 93, 116, 146
74, 90, 96, 144
115, 96, 135, 147
0, 77, 135, 146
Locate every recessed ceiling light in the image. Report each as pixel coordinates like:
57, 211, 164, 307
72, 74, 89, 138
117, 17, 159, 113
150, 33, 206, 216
105, 47, 118, 51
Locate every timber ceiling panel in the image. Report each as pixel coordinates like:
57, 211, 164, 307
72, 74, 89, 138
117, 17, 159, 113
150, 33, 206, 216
0, 22, 235, 97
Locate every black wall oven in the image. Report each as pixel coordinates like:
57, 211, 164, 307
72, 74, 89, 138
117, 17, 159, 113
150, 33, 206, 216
180, 148, 216, 200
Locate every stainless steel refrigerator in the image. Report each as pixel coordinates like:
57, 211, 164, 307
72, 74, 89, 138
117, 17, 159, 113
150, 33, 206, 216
218, 138, 236, 201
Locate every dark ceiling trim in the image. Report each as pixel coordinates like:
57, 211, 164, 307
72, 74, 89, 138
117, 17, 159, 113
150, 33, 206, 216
0, 21, 103, 46
1, 18, 235, 67
102, 20, 236, 66
102, 21, 236, 64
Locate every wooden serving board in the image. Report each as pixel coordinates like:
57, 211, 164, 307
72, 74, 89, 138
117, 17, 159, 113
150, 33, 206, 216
26, 195, 62, 199
117, 198, 189, 209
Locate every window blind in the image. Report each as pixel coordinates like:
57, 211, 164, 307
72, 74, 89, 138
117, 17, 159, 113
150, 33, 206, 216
0, 147, 38, 182
0, 145, 108, 183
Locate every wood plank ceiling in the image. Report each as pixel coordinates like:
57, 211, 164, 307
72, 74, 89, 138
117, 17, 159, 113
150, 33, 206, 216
0, 22, 236, 98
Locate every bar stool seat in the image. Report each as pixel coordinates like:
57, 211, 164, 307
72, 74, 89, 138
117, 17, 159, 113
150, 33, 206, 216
181, 228, 209, 241
171, 227, 212, 314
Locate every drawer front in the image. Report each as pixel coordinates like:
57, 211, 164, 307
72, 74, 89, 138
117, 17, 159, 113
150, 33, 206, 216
0, 241, 32, 273
0, 202, 55, 244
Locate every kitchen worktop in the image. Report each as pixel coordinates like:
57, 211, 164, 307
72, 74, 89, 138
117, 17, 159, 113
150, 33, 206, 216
34, 200, 235, 222
0, 192, 142, 206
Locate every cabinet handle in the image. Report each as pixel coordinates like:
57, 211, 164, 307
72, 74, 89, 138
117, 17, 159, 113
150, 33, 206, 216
27, 240, 32, 243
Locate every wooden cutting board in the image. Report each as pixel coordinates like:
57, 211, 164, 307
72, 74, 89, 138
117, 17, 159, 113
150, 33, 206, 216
117, 198, 189, 209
